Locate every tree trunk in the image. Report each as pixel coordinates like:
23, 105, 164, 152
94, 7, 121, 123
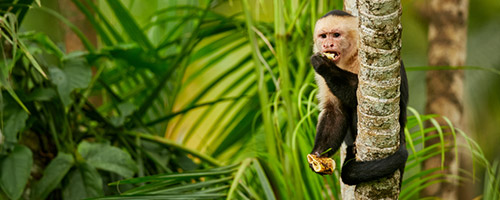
355, 0, 403, 199
59, 0, 97, 53
422, 0, 470, 199
58, 0, 102, 107
341, 2, 357, 199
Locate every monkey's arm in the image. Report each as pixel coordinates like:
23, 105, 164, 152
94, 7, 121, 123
310, 101, 349, 160
310, 53, 358, 107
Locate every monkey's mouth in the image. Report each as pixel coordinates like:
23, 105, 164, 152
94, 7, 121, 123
323, 51, 340, 62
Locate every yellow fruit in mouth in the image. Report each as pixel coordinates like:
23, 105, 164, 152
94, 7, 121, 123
324, 52, 336, 60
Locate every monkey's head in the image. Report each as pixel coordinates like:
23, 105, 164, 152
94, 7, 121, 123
313, 10, 359, 72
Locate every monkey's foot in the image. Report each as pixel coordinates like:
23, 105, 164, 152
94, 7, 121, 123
307, 154, 335, 175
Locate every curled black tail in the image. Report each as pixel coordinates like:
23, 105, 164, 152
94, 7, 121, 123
340, 146, 408, 185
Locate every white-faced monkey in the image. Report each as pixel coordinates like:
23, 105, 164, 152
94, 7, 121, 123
309, 10, 409, 185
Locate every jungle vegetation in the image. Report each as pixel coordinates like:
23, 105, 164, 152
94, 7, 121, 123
0, 0, 499, 199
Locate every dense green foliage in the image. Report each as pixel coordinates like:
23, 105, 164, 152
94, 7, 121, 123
0, 0, 499, 199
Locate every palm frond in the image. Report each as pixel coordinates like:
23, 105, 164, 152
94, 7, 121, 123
94, 159, 274, 200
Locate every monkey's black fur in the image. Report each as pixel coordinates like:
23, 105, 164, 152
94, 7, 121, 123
310, 52, 409, 185
321, 9, 352, 18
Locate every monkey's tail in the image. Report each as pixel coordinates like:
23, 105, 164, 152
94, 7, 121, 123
340, 146, 408, 185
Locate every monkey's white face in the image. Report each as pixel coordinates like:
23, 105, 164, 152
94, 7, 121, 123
313, 15, 358, 67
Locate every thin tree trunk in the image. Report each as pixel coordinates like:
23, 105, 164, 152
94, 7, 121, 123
341, 2, 357, 199
355, 0, 403, 199
59, 0, 97, 52
344, 0, 358, 17
58, 0, 101, 107
422, 0, 470, 199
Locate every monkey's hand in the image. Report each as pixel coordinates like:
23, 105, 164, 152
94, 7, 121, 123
310, 53, 337, 76
311, 53, 359, 107
307, 154, 335, 175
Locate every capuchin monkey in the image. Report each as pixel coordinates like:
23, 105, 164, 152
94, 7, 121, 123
309, 10, 409, 185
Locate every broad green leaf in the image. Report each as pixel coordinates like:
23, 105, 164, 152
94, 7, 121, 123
63, 58, 92, 88
31, 153, 74, 200
49, 58, 92, 107
62, 162, 103, 200
77, 141, 138, 178
0, 145, 33, 200
3, 106, 28, 143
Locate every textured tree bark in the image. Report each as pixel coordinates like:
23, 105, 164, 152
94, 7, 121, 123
422, 0, 470, 199
341, 2, 357, 199
355, 0, 403, 199
344, 0, 358, 17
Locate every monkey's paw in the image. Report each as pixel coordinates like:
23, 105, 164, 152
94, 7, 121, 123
310, 53, 334, 75
307, 154, 335, 175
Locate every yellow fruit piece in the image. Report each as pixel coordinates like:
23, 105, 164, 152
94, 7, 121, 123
307, 154, 335, 174
324, 53, 336, 60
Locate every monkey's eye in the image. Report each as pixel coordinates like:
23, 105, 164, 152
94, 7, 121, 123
320, 34, 327, 38
334, 33, 340, 38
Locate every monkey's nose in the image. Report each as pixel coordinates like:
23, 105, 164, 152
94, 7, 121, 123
323, 43, 334, 48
